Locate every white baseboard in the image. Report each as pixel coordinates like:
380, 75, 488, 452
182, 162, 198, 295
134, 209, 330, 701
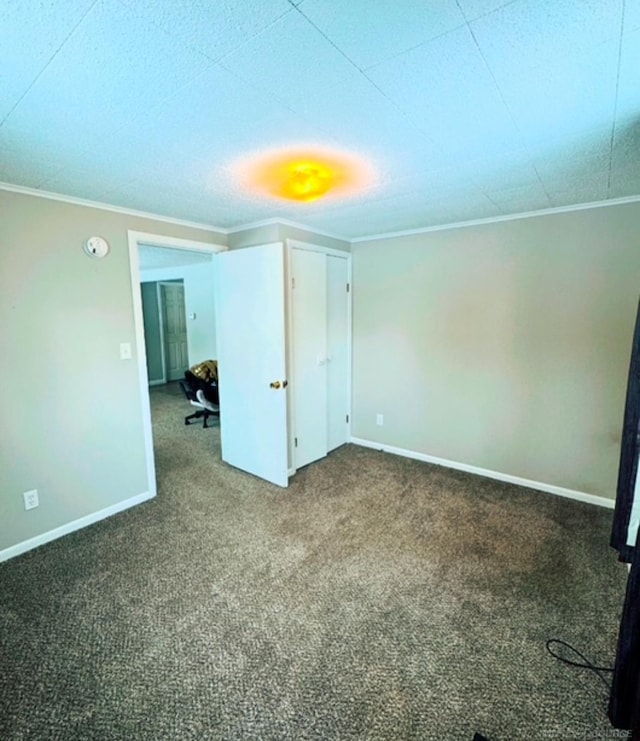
0, 491, 155, 563
350, 437, 615, 510
148, 379, 165, 387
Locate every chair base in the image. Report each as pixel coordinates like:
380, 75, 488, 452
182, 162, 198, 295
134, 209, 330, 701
184, 409, 218, 428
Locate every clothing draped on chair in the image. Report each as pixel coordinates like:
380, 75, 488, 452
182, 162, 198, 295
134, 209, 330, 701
180, 359, 219, 428
609, 298, 640, 734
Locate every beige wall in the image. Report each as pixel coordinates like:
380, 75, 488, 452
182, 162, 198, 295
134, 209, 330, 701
4, 183, 637, 556
352, 202, 640, 499
278, 223, 350, 252
227, 223, 280, 250
227, 222, 350, 252
0, 189, 225, 553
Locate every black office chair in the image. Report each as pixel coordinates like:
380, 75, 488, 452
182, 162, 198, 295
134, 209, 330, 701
180, 370, 219, 428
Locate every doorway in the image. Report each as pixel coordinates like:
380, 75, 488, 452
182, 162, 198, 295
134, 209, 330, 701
128, 230, 226, 498
129, 231, 352, 494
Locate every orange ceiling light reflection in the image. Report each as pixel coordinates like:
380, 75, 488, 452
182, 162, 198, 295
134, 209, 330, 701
235, 148, 374, 203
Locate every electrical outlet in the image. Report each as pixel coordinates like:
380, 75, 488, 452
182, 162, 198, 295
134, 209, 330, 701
23, 489, 39, 511
376, 413, 384, 426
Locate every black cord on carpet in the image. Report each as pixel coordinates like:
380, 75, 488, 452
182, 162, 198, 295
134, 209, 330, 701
545, 638, 614, 692
473, 638, 617, 741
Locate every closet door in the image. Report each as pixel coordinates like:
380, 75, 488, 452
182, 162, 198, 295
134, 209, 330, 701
291, 248, 328, 469
327, 255, 349, 451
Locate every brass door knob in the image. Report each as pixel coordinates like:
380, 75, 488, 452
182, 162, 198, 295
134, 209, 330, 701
269, 380, 289, 389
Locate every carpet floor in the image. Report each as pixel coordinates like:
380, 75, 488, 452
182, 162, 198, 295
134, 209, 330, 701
0, 383, 630, 740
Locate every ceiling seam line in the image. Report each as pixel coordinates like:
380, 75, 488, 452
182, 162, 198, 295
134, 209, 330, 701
107, 6, 299, 147
456, 0, 522, 24
360, 23, 469, 75
0, 0, 101, 128
461, 8, 552, 204
214, 8, 298, 66
289, 4, 367, 74
460, 13, 524, 142
607, 0, 626, 198
289, 3, 444, 146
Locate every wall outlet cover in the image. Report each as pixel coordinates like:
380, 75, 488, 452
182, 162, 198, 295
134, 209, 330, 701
23, 489, 39, 510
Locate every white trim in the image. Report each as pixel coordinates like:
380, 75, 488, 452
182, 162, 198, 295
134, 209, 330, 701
225, 216, 289, 233
4, 180, 640, 249
132, 230, 228, 253
0, 491, 154, 563
286, 238, 351, 259
148, 379, 165, 386
128, 232, 158, 502
350, 437, 615, 510
225, 216, 348, 243
129, 231, 226, 503
346, 256, 353, 441
350, 193, 640, 243
0, 182, 225, 234
284, 241, 296, 476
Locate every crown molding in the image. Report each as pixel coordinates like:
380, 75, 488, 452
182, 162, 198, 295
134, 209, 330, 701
350, 193, 640, 243
0, 181, 226, 235
224, 216, 282, 233
4, 179, 640, 247
0, 181, 351, 242
225, 216, 349, 243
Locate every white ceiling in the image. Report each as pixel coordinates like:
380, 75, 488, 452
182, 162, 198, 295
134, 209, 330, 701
2, 0, 639, 239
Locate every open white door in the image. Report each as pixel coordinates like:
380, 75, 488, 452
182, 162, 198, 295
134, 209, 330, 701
215, 243, 289, 487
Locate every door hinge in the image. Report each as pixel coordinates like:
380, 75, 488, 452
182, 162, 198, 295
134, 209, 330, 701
346, 414, 349, 423
294, 437, 298, 447
346, 282, 350, 292
292, 277, 296, 289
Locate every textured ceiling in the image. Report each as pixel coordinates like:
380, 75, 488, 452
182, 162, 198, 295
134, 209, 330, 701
1, 0, 639, 239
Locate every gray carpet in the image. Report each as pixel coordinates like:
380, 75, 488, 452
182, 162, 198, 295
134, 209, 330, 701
0, 384, 630, 740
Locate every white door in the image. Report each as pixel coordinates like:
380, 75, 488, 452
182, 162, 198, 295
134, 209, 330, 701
292, 248, 328, 469
160, 282, 189, 380
215, 243, 289, 487
327, 255, 349, 451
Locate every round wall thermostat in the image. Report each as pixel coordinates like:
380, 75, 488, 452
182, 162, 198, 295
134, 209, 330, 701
83, 236, 110, 258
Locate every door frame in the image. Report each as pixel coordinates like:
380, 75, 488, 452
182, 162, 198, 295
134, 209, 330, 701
285, 239, 353, 474
128, 230, 226, 499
